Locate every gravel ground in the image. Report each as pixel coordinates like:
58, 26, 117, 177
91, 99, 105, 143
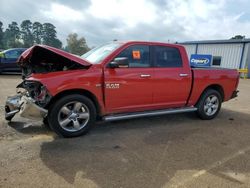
0, 75, 250, 188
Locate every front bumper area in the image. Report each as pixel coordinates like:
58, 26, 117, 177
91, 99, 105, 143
5, 95, 48, 120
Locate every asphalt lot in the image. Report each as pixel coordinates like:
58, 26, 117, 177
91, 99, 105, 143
0, 75, 250, 188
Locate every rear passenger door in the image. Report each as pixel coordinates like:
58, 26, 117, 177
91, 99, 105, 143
152, 45, 192, 108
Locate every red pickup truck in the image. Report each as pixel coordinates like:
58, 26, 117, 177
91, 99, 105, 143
5, 41, 239, 137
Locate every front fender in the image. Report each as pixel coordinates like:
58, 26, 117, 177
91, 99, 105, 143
26, 68, 105, 114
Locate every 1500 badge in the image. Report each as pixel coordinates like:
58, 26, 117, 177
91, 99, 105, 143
106, 83, 120, 89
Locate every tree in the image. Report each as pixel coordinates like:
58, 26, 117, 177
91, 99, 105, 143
66, 33, 90, 55
52, 38, 62, 49
32, 22, 43, 44
20, 20, 33, 47
42, 23, 62, 48
4, 22, 22, 48
0, 21, 63, 49
231, 35, 245, 40
0, 21, 4, 49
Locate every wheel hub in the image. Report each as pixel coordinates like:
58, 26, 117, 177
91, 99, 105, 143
204, 95, 219, 116
69, 112, 79, 120
57, 101, 90, 132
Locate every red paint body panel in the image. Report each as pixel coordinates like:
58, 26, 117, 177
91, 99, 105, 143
104, 68, 154, 113
24, 41, 239, 116
27, 66, 106, 114
153, 67, 192, 108
152, 45, 192, 108
188, 68, 239, 105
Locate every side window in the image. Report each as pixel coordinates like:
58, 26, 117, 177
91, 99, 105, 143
116, 45, 150, 68
212, 56, 222, 66
5, 50, 20, 59
17, 49, 24, 56
154, 46, 182, 67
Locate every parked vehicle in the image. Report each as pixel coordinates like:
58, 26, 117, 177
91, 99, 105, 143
0, 48, 26, 73
5, 42, 239, 137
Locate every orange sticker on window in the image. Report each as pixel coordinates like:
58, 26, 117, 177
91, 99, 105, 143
132, 50, 141, 59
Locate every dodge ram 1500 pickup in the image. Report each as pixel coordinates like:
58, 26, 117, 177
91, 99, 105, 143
5, 41, 239, 137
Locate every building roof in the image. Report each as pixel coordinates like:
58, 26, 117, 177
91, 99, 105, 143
180, 38, 250, 45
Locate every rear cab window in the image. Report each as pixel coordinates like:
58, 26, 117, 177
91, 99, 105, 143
154, 46, 183, 68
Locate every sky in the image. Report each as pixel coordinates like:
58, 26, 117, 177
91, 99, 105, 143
0, 0, 250, 47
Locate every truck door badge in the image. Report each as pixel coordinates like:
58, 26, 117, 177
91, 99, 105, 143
105, 83, 120, 89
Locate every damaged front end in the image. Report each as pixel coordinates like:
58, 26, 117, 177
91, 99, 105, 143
5, 44, 92, 121
5, 81, 51, 121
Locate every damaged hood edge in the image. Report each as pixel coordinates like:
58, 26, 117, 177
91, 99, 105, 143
18, 45, 92, 67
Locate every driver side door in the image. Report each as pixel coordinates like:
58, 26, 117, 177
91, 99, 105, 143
104, 44, 154, 114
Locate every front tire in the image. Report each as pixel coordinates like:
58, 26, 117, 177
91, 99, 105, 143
196, 89, 222, 120
48, 94, 96, 137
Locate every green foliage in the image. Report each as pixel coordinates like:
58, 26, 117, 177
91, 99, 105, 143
32, 22, 43, 44
0, 20, 64, 49
42, 23, 62, 48
0, 21, 3, 49
21, 20, 33, 47
66, 33, 90, 55
231, 35, 246, 40
4, 22, 22, 48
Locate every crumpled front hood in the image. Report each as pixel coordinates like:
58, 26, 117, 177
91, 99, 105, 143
18, 45, 92, 67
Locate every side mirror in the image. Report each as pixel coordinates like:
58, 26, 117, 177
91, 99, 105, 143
109, 57, 129, 68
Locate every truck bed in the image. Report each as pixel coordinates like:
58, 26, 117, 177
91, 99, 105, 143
188, 68, 239, 106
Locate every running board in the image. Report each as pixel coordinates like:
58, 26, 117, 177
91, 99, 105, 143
103, 107, 197, 122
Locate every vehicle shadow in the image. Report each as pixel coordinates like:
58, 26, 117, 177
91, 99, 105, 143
6, 118, 52, 135
39, 109, 250, 187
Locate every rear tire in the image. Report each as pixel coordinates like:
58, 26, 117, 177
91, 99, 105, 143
48, 94, 96, 137
196, 89, 222, 120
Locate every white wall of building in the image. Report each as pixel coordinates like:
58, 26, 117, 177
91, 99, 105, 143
197, 43, 243, 69
242, 43, 250, 69
182, 43, 250, 69
183, 44, 196, 59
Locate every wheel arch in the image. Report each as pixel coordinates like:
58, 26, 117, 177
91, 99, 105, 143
196, 84, 224, 106
47, 89, 102, 117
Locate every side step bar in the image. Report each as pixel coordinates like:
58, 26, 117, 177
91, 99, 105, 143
103, 107, 197, 122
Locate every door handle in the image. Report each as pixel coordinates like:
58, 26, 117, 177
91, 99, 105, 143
179, 73, 188, 77
140, 74, 151, 78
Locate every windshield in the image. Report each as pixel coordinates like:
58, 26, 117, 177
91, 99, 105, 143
81, 43, 122, 64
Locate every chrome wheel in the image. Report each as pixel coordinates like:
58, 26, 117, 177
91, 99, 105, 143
58, 101, 90, 132
204, 95, 219, 116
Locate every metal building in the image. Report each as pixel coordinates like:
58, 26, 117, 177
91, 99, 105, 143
180, 39, 250, 77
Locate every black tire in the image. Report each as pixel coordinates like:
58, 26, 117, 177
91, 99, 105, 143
196, 89, 222, 120
48, 94, 96, 137
43, 117, 49, 125
42, 116, 51, 130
